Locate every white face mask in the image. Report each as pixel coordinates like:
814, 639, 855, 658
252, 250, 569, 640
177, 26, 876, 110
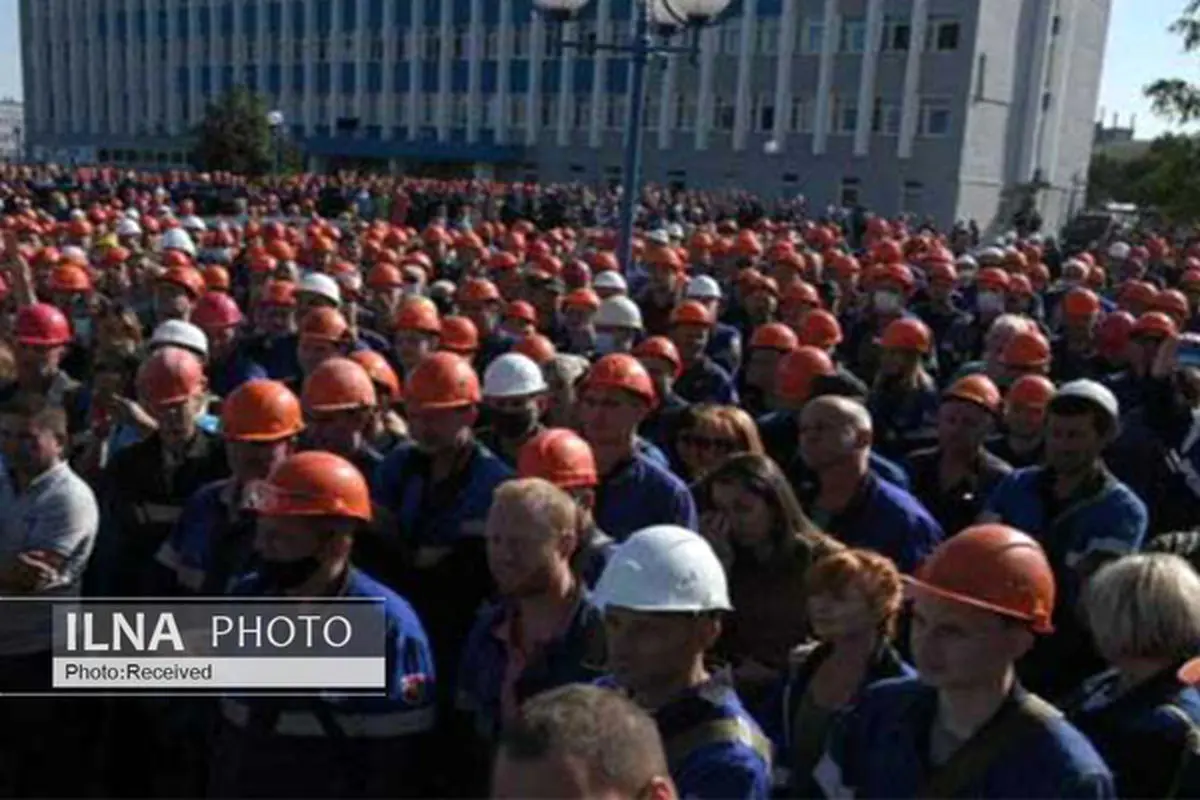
977, 291, 1006, 315
873, 290, 902, 315
594, 331, 620, 355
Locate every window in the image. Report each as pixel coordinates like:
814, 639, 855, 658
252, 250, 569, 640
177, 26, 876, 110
606, 95, 627, 131
644, 97, 660, 130
1051, 15, 1062, 36
508, 95, 527, 127
929, 20, 960, 51
452, 94, 468, 127
756, 96, 775, 132
541, 95, 557, 128
674, 94, 697, 131
424, 29, 440, 60
975, 54, 987, 98
757, 19, 779, 56
839, 18, 865, 53
317, 37, 329, 61
901, 180, 924, 214
421, 93, 436, 124
834, 97, 857, 134
919, 98, 951, 136
714, 96, 735, 131
790, 97, 812, 132
246, 38, 257, 61
872, 98, 901, 135
293, 39, 305, 60
396, 32, 408, 59
574, 98, 590, 130
513, 26, 529, 58
801, 20, 825, 55
721, 21, 741, 55
369, 36, 383, 61
882, 20, 910, 51
484, 30, 499, 58
484, 95, 499, 128
840, 177, 861, 207
452, 28, 468, 59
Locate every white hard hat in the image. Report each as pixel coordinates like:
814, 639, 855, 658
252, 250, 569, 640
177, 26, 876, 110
181, 215, 207, 232
124, 209, 141, 221
482, 353, 548, 398
116, 218, 143, 237
429, 279, 456, 300
69, 208, 86, 221
685, 275, 722, 301
595, 296, 643, 331
1108, 242, 1131, 261
594, 271, 628, 293
594, 525, 731, 613
955, 254, 978, 269
667, 223, 685, 241
149, 320, 209, 359
61, 246, 88, 265
647, 229, 671, 246
161, 228, 197, 257
297, 272, 342, 305
977, 246, 1005, 264
1054, 379, 1119, 425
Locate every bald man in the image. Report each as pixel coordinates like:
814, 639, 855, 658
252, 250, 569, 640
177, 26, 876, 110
795, 395, 943, 572
492, 685, 678, 800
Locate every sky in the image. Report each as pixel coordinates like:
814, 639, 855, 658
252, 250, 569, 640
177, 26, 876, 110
0, 0, 1194, 140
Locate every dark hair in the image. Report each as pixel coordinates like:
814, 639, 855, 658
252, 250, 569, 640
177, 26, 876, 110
694, 452, 835, 552
497, 685, 669, 796
1048, 394, 1116, 439
0, 397, 68, 444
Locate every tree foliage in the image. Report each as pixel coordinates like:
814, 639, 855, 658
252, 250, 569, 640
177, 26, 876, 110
191, 88, 279, 175
1089, 135, 1200, 223
1145, 0, 1200, 123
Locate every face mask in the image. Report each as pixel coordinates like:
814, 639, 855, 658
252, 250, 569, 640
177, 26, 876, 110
873, 290, 902, 315
73, 316, 93, 344
977, 291, 1005, 315
594, 331, 619, 355
257, 555, 322, 591
492, 407, 539, 440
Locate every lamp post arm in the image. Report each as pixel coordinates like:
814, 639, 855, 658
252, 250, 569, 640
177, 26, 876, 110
616, 0, 651, 274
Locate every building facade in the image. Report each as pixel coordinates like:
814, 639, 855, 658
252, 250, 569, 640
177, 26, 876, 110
0, 100, 24, 161
21, 0, 1110, 231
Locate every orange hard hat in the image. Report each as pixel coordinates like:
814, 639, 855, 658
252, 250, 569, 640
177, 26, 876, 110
590, 251, 620, 273
926, 261, 957, 285
203, 265, 231, 292
563, 288, 601, 311
137, 346, 206, 407
1180, 269, 1200, 291
192, 292, 244, 330
49, 264, 93, 294
267, 240, 297, 262
163, 250, 193, 269
669, 299, 714, 328
827, 252, 861, 277
774, 346, 835, 404
159, 266, 207, 298
366, 263, 406, 290
302, 357, 378, 413
633, 336, 683, 379
405, 352, 481, 411
517, 428, 598, 489
750, 322, 799, 352
222, 379, 305, 442
1117, 280, 1157, 309
439, 315, 480, 355
943, 374, 1001, 414
870, 239, 903, 265
249, 252, 280, 274
459, 277, 502, 304
1062, 287, 1101, 318
1154, 289, 1190, 321
1095, 311, 1136, 360
796, 309, 843, 349
976, 267, 1011, 292
583, 353, 658, 406
348, 350, 402, 405
1132, 310, 1179, 340
781, 281, 822, 310
504, 300, 538, 326
734, 230, 764, 257
880, 317, 933, 354
647, 246, 684, 271
906, 524, 1056, 634
259, 280, 298, 308
394, 297, 442, 335
488, 251, 521, 272
298, 307, 350, 343
1001, 330, 1051, 368
15, 303, 72, 346
513, 333, 557, 365
1005, 374, 1056, 410
252, 451, 372, 522
1007, 273, 1033, 297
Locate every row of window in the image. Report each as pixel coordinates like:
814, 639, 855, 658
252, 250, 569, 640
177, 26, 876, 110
37, 16, 966, 69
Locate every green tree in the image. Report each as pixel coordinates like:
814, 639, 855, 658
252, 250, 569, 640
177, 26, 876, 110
1086, 153, 1136, 207
191, 87, 278, 175
1128, 134, 1200, 224
1146, 0, 1200, 122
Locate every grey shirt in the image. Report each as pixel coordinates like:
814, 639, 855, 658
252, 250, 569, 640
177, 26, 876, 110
0, 460, 99, 655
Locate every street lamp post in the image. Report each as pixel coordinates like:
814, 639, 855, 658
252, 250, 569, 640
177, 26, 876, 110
266, 110, 286, 175
533, 0, 732, 272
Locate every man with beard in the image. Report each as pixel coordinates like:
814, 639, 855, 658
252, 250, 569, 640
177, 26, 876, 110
454, 479, 606, 794
477, 353, 550, 468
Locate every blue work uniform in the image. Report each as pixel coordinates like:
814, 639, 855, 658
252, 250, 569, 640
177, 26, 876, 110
594, 451, 699, 541
762, 642, 914, 795
245, 333, 302, 381
796, 472, 942, 573
1050, 337, 1101, 383
208, 568, 437, 799
639, 390, 690, 451
758, 411, 911, 490
983, 466, 1148, 697
905, 446, 1013, 537
814, 677, 1115, 799
600, 674, 773, 799
867, 382, 941, 461
706, 322, 743, 376
456, 590, 606, 742
209, 349, 269, 398
675, 356, 739, 405
1064, 666, 1200, 800
156, 479, 261, 595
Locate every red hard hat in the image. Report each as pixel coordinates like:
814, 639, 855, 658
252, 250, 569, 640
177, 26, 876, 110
252, 451, 372, 522
222, 379, 305, 442
1062, 287, 1101, 318
439, 315, 480, 355
192, 292, 244, 330
517, 428, 598, 489
669, 300, 714, 328
15, 303, 72, 347
1006, 375, 1056, 410
879, 317, 933, 354
774, 346, 835, 404
513, 333, 557, 365
943, 374, 1002, 415
348, 350, 402, 405
394, 297, 442, 335
583, 353, 658, 406
632, 336, 683, 379
406, 352, 481, 411
749, 322, 799, 352
159, 266, 207, 299
302, 357, 378, 412
1095, 310, 1135, 360
796, 309, 843, 350
137, 347, 207, 407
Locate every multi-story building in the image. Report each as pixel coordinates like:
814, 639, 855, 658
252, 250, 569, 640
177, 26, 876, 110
21, 0, 1111, 231
0, 99, 24, 161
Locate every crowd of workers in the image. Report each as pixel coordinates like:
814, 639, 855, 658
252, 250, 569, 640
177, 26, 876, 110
0, 165, 1198, 798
